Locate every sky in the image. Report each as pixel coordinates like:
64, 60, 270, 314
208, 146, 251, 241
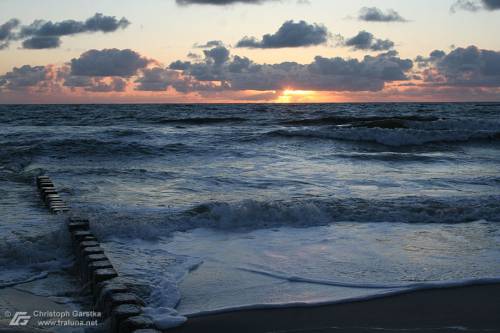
0, 0, 499, 103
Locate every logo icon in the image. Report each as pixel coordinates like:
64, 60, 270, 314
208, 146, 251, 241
9, 312, 31, 326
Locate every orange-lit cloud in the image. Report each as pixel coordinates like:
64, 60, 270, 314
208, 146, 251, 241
1, 45, 500, 103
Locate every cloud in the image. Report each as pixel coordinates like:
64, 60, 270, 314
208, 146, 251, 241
451, 0, 483, 12
169, 60, 192, 70
236, 20, 329, 48
176, 0, 271, 5
70, 49, 150, 77
483, 0, 500, 9
0, 46, 500, 103
415, 49, 446, 68
83, 13, 130, 32
0, 65, 50, 90
358, 7, 407, 22
57, 66, 127, 92
203, 46, 230, 65
307, 51, 413, 90
0, 19, 20, 50
451, 0, 500, 12
419, 46, 500, 87
135, 65, 227, 93
194, 40, 225, 48
4, 44, 498, 102
85, 78, 128, 92
135, 67, 182, 91
22, 36, 61, 49
19, 13, 130, 37
12, 13, 130, 49
60, 74, 93, 89
343, 31, 395, 51
148, 46, 413, 93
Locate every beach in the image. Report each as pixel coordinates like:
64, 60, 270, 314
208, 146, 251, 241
2, 283, 498, 332
1, 103, 499, 330
172, 283, 500, 333
1, 0, 500, 330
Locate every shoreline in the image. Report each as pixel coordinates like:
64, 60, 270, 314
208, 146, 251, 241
180, 277, 500, 318
171, 282, 500, 333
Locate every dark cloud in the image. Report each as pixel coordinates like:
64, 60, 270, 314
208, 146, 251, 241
228, 55, 254, 73
58, 66, 94, 89
142, 46, 413, 93
84, 13, 130, 32
236, 20, 329, 48
343, 31, 395, 51
16, 13, 129, 49
19, 13, 129, 37
203, 46, 230, 65
420, 46, 500, 87
57, 64, 128, 92
62, 75, 93, 88
169, 60, 192, 70
194, 40, 224, 48
85, 78, 128, 92
307, 51, 413, 90
168, 47, 230, 82
430, 50, 447, 58
0, 65, 49, 90
136, 66, 226, 93
187, 52, 202, 60
22, 36, 61, 49
0, 19, 20, 40
70, 49, 150, 77
482, 0, 500, 9
358, 7, 407, 22
176, 0, 271, 5
451, 0, 500, 12
451, 0, 482, 12
415, 49, 446, 68
0, 19, 20, 50
135, 67, 182, 91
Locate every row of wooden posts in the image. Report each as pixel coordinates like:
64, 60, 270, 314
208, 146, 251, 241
36, 175, 162, 333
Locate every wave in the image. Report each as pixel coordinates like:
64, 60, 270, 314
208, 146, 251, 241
0, 139, 191, 164
156, 117, 247, 125
270, 127, 500, 146
78, 195, 500, 240
236, 266, 500, 291
104, 128, 151, 137
282, 115, 439, 127
0, 222, 74, 288
0, 226, 72, 267
182, 277, 500, 318
327, 152, 449, 162
272, 116, 500, 146
54, 167, 176, 180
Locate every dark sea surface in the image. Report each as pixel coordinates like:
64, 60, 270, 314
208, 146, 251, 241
1, 103, 500, 326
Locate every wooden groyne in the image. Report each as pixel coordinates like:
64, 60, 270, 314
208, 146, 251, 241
36, 175, 161, 333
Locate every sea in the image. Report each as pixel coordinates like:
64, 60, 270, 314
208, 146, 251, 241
1, 103, 499, 328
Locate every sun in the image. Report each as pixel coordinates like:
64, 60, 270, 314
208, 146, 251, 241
276, 89, 316, 103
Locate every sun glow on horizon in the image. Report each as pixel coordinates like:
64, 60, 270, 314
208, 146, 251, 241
276, 89, 317, 103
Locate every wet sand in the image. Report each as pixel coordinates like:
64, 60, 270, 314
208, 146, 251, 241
0, 287, 70, 331
0, 286, 95, 332
171, 283, 500, 333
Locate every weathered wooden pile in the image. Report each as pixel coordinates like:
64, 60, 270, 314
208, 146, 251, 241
36, 175, 162, 333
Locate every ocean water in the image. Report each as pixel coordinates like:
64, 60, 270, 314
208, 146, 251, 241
1, 103, 500, 327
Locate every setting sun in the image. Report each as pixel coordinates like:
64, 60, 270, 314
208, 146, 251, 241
277, 89, 317, 103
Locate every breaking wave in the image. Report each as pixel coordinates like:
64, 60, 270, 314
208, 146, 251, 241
77, 195, 500, 240
272, 117, 500, 146
271, 127, 500, 146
